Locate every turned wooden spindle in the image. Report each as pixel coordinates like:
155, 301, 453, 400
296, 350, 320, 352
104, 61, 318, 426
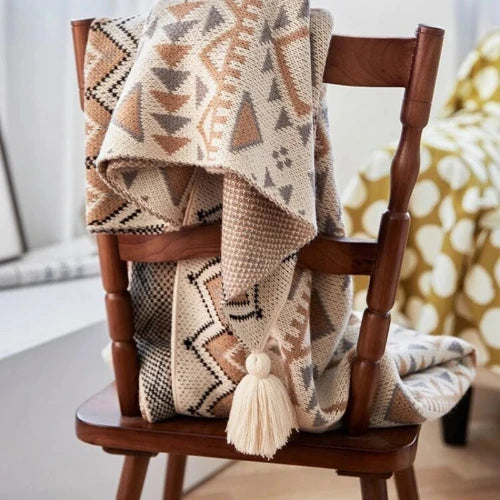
97, 234, 141, 417
347, 25, 444, 434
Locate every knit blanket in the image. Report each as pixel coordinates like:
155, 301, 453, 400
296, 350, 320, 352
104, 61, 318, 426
84, 0, 475, 457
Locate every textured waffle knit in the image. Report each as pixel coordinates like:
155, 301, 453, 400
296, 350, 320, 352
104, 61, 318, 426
84, 0, 475, 439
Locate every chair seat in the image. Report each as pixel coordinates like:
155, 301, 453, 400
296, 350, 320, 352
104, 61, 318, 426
76, 385, 419, 475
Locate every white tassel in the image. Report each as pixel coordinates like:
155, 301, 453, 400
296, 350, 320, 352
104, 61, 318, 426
226, 352, 297, 459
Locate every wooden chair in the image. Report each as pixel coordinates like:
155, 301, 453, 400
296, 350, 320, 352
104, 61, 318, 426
71, 18, 444, 500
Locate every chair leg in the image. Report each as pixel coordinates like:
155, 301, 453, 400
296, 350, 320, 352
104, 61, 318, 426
116, 455, 150, 500
394, 466, 419, 500
359, 476, 388, 500
163, 454, 187, 500
441, 386, 473, 446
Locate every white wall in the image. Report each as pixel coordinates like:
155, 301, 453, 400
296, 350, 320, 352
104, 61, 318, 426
313, 0, 458, 192
2, 0, 156, 250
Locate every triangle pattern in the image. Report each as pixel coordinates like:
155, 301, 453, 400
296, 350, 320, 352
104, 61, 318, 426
160, 166, 193, 206
112, 83, 144, 141
314, 411, 328, 427
385, 386, 425, 424
260, 20, 273, 44
274, 5, 291, 29
164, 20, 198, 42
196, 76, 209, 107
323, 214, 338, 236
152, 67, 190, 92
122, 170, 138, 189
230, 92, 263, 151
264, 168, 275, 188
268, 78, 282, 102
261, 49, 274, 73
155, 44, 191, 67
150, 90, 189, 113
275, 108, 292, 130
299, 0, 309, 19
152, 113, 191, 134
298, 122, 312, 145
203, 6, 225, 34
168, 1, 203, 20
279, 184, 293, 204
153, 134, 191, 155
144, 17, 158, 38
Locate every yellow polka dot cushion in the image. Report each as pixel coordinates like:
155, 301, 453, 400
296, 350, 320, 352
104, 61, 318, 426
343, 30, 500, 373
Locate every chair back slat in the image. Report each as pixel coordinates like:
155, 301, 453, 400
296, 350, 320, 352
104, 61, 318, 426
117, 229, 378, 275
324, 35, 416, 87
72, 19, 444, 433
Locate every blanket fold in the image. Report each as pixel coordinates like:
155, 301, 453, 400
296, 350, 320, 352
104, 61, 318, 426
84, 0, 475, 459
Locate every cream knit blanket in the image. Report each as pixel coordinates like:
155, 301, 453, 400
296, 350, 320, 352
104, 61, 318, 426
85, 0, 475, 457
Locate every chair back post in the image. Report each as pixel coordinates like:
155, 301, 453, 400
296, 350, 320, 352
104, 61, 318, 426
71, 20, 141, 417
71, 19, 93, 110
97, 234, 141, 417
347, 25, 444, 434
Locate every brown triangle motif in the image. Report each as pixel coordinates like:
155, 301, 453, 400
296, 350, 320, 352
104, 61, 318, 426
112, 83, 144, 141
160, 166, 193, 206
230, 91, 263, 151
153, 134, 191, 155
150, 90, 189, 113
209, 392, 234, 417
168, 1, 204, 20
155, 44, 191, 68
204, 333, 246, 383
385, 386, 426, 424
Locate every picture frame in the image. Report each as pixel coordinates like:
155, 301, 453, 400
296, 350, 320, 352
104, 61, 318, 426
0, 127, 26, 262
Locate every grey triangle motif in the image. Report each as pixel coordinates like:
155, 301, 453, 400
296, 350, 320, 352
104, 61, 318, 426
195, 76, 208, 107
164, 20, 198, 41
447, 340, 464, 354
279, 184, 293, 204
144, 17, 158, 38
275, 108, 292, 130
299, 0, 310, 19
152, 113, 190, 134
261, 49, 274, 73
268, 78, 282, 102
197, 145, 204, 160
260, 20, 273, 44
203, 6, 225, 34
152, 67, 190, 92
314, 411, 328, 427
264, 168, 275, 188
298, 122, 312, 145
307, 393, 318, 411
301, 364, 313, 388
274, 5, 291, 29
323, 214, 338, 236
315, 170, 327, 199
122, 171, 138, 189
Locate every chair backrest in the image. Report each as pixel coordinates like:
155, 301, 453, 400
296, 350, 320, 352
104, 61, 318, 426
71, 19, 444, 434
